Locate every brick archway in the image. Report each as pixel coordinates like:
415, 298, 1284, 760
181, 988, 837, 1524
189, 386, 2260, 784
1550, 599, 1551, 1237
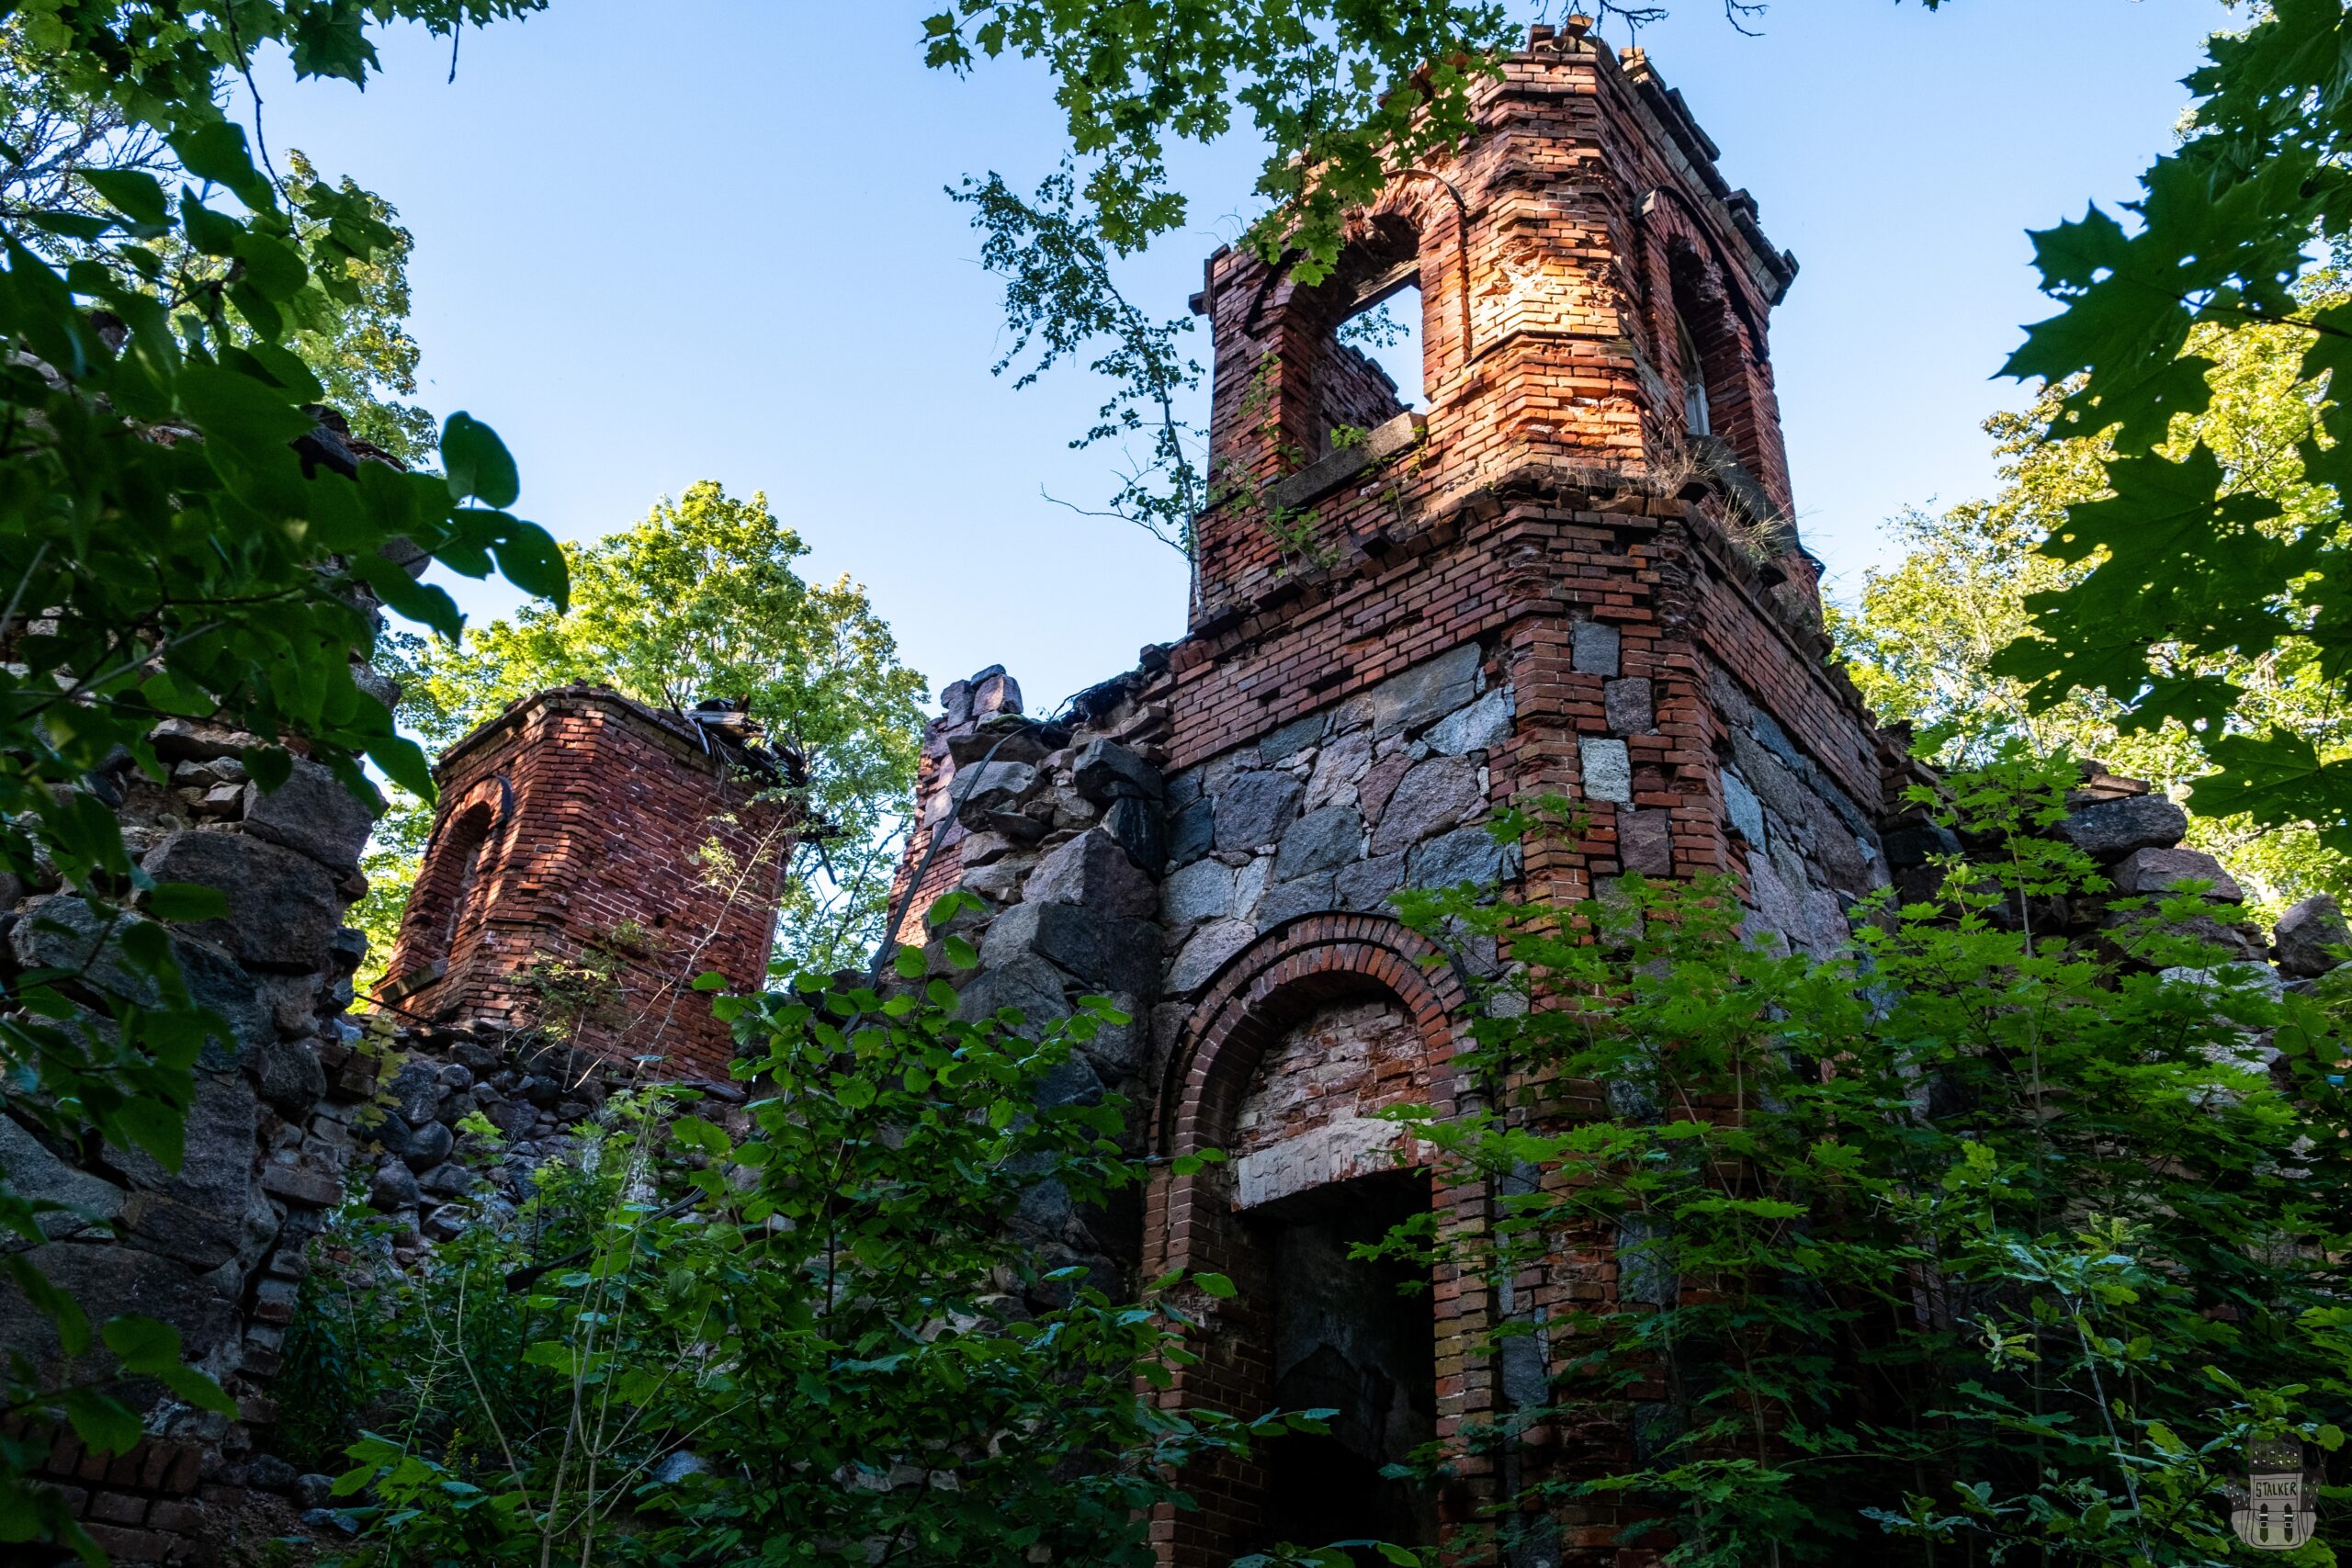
1153, 911, 1469, 1159
1144, 914, 1495, 1564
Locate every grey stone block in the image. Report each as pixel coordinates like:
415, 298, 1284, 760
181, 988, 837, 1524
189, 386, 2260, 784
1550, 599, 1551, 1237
1026, 829, 1158, 920
2110, 846, 2243, 903
400, 1119, 455, 1170
1336, 852, 1407, 910
2275, 894, 2350, 977
2058, 794, 2188, 861
1425, 686, 1513, 755
1102, 795, 1165, 876
1072, 739, 1163, 803
1160, 856, 1238, 927
368, 1161, 421, 1212
989, 901, 1159, 996
418, 1163, 473, 1199
1168, 918, 1255, 994
1721, 768, 1766, 847
1603, 677, 1654, 735
1571, 622, 1621, 677
0, 1114, 124, 1239
1407, 825, 1508, 889
0, 1239, 237, 1382
387, 1059, 445, 1129
1304, 729, 1374, 811
142, 830, 342, 974
1361, 643, 1481, 739
1273, 807, 1363, 882
1034, 1054, 1105, 1111
1882, 821, 1960, 868
1620, 808, 1673, 875
241, 759, 378, 873
958, 954, 1076, 1031
1165, 796, 1214, 867
13, 897, 270, 1064
1257, 875, 1337, 931
954, 761, 1040, 828
1258, 712, 1327, 766
1578, 737, 1632, 806
251, 1036, 326, 1113
1372, 755, 1483, 854
1214, 771, 1305, 852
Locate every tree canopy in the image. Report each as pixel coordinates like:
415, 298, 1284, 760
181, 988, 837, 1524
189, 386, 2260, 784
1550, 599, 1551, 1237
1994, 0, 2352, 860
0, 0, 563, 1554
1836, 292, 2352, 919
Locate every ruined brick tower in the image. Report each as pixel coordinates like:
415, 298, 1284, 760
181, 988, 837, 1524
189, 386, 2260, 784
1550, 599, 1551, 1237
378, 686, 797, 1080
890, 25, 1910, 1564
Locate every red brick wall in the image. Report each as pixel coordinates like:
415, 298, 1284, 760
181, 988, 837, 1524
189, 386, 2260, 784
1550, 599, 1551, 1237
377, 687, 794, 1080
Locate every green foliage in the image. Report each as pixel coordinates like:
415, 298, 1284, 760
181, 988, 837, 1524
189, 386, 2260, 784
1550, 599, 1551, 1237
1835, 330, 2352, 919
0, 1, 558, 1555
1388, 758, 2352, 1563
952, 166, 1205, 558
313, 951, 1268, 1565
933, 1, 1511, 558
280, 151, 439, 461
1994, 0, 2352, 856
389, 480, 928, 969
346, 771, 435, 998
923, 1, 1512, 270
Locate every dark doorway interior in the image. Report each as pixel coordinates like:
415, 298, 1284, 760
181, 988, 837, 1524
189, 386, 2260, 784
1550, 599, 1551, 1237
1250, 1168, 1438, 1561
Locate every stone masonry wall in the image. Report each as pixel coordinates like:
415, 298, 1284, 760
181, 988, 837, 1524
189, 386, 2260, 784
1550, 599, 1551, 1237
0, 716, 378, 1563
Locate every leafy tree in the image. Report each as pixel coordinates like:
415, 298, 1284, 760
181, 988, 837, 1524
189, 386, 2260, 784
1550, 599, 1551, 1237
278, 149, 439, 461
932, 0, 1517, 548
1386, 764, 2352, 1564
309, 921, 1277, 1566
1835, 301, 2352, 919
394, 481, 929, 969
0, 1, 556, 1556
0, 31, 442, 460
1995, 0, 2352, 858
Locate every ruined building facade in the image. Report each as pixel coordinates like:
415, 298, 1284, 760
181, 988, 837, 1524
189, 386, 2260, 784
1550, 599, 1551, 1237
5, 25, 2327, 1568
886, 28, 1917, 1564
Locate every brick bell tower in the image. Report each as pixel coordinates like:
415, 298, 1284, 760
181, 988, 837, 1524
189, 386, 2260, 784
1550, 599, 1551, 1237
889, 24, 1909, 1564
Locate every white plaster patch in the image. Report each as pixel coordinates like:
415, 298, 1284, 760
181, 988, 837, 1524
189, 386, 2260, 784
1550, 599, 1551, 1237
1231, 1113, 1412, 1210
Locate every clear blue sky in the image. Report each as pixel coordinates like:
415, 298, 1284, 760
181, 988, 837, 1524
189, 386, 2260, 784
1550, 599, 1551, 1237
251, 0, 2232, 714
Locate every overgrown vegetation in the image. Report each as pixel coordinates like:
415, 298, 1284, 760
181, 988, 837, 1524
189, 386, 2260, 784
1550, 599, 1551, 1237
0, 3, 560, 1556
282, 907, 1305, 1566
1835, 282, 2352, 919
1385, 757, 2352, 1563
1994, 0, 2352, 863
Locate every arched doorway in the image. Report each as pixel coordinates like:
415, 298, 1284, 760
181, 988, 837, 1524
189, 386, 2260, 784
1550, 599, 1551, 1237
1145, 914, 1479, 1564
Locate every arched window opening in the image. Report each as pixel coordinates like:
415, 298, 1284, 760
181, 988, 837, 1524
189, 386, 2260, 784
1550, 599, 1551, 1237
1311, 282, 1421, 457
1676, 303, 1712, 437
410, 802, 496, 961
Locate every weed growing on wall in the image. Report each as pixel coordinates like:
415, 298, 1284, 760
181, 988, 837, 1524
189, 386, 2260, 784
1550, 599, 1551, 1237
1385, 756, 2352, 1564
305, 900, 1304, 1565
